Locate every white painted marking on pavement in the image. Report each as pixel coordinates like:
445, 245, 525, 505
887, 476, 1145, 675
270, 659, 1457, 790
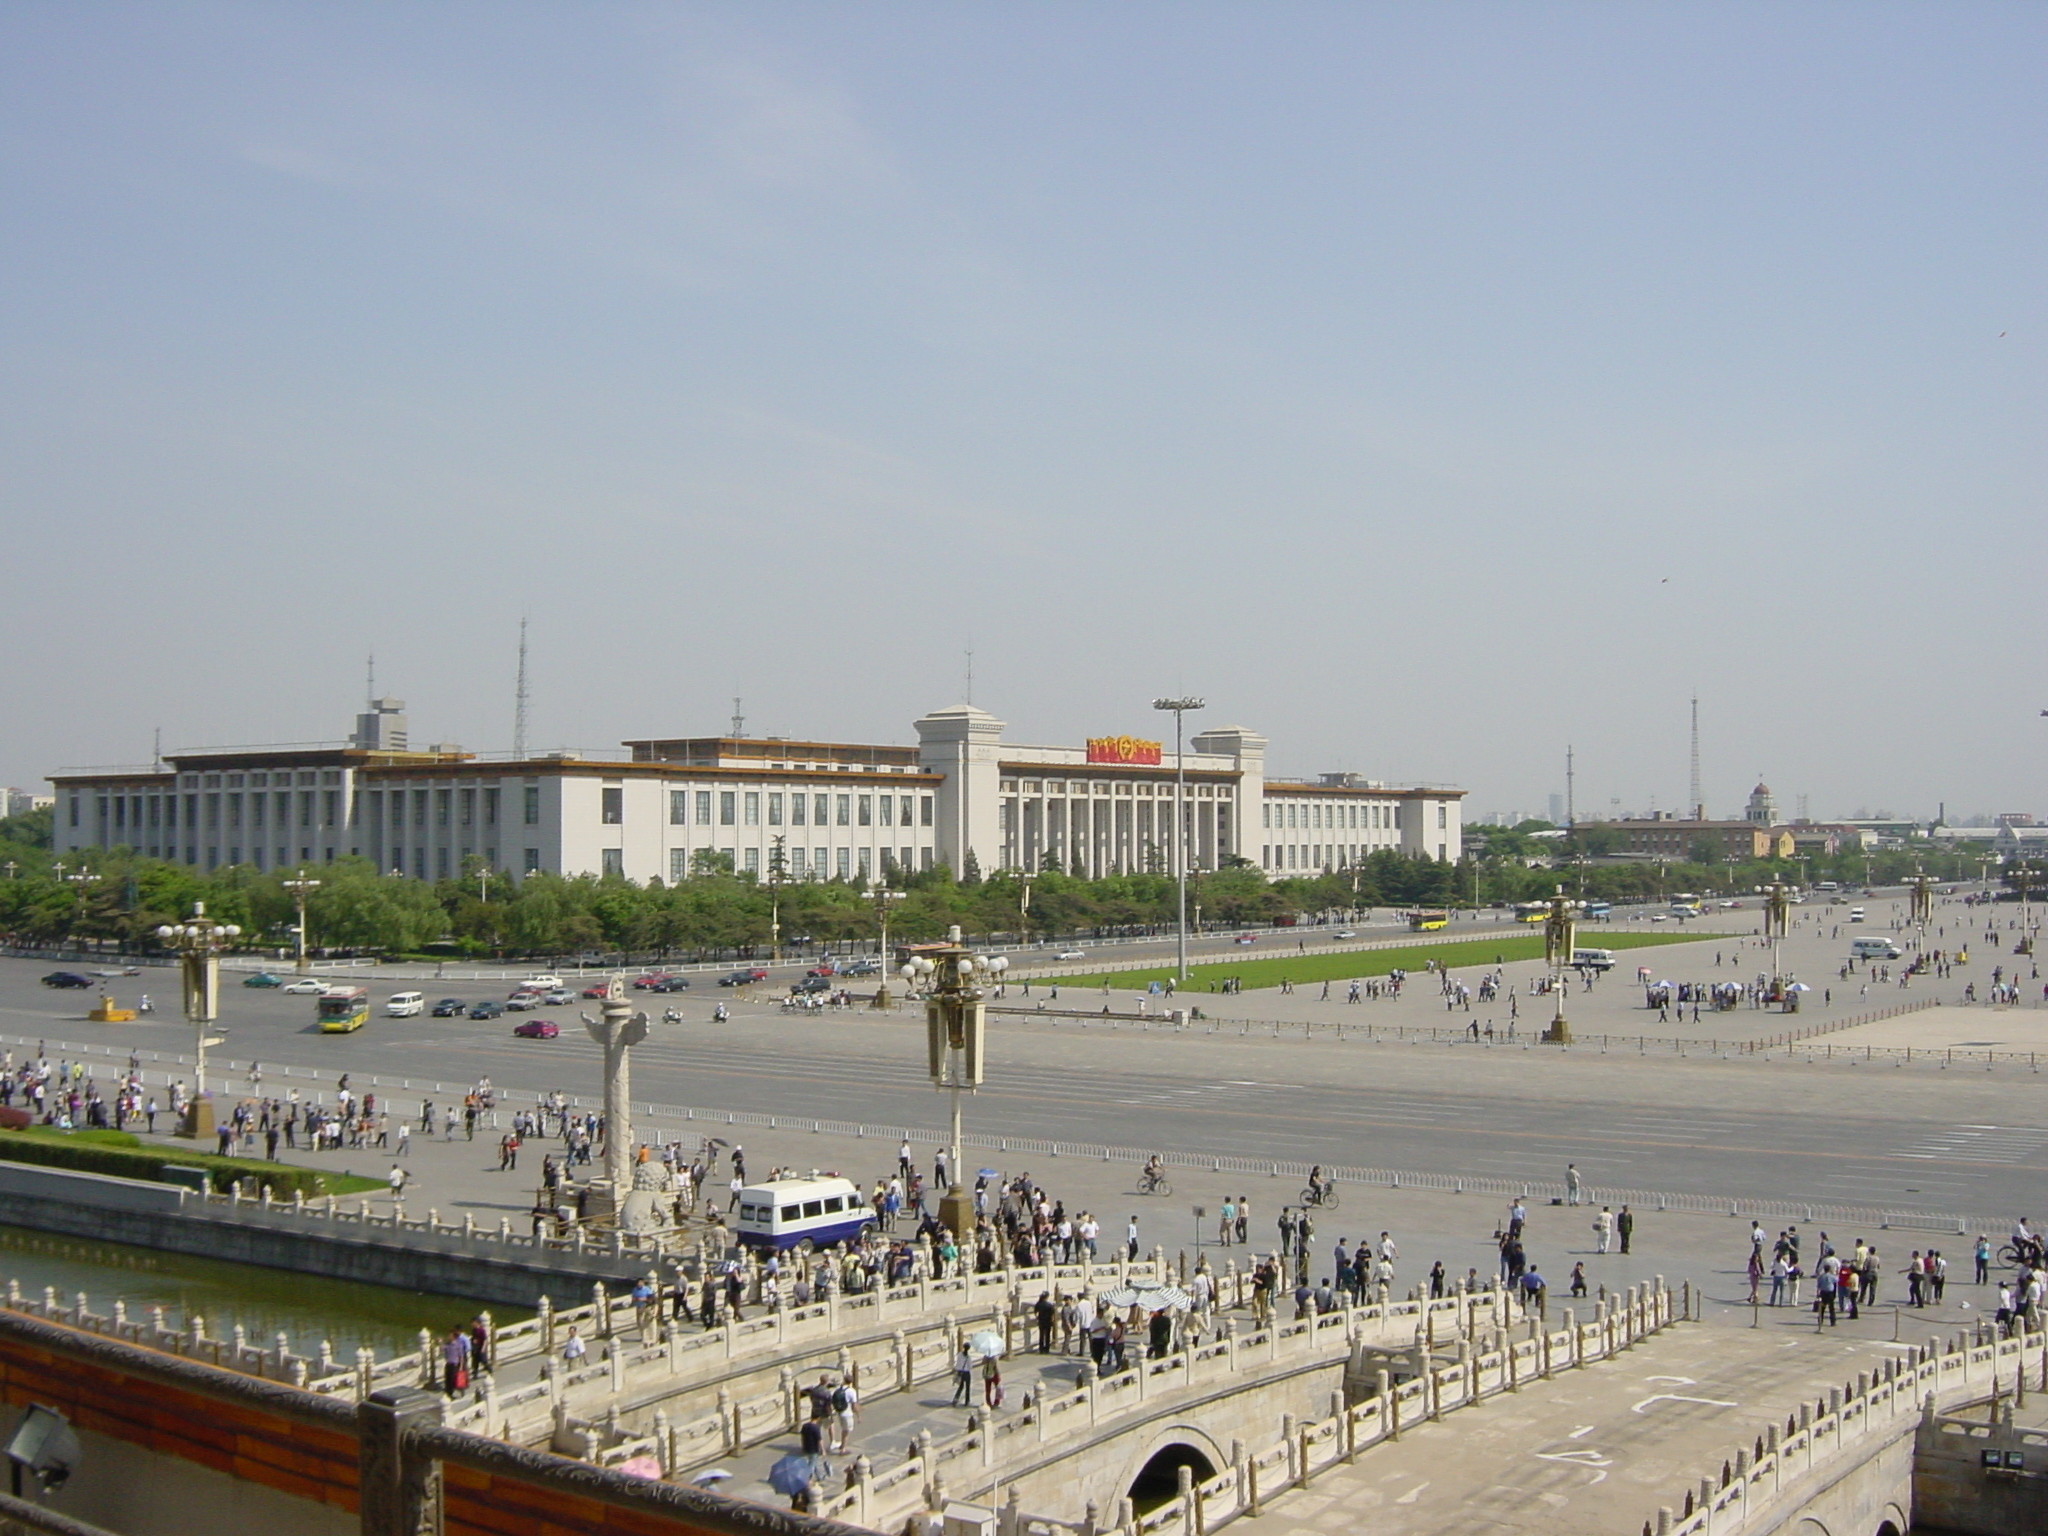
1633, 1393, 1737, 1413
1394, 1482, 1428, 1504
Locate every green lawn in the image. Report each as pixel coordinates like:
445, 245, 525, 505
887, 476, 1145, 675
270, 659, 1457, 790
1038, 930, 1722, 994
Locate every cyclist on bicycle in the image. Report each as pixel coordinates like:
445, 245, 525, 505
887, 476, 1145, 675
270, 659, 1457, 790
1143, 1154, 1165, 1189
1307, 1165, 1326, 1205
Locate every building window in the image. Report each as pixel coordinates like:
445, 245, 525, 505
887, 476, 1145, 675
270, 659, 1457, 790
601, 848, 623, 877
484, 787, 499, 825
858, 848, 872, 877
434, 789, 450, 827
412, 790, 427, 828
720, 791, 736, 826
837, 848, 851, 879
743, 847, 759, 875
602, 787, 624, 825
836, 795, 851, 826
670, 849, 688, 882
789, 847, 807, 878
744, 792, 760, 826
523, 848, 541, 873
696, 790, 713, 824
325, 790, 340, 825
1438, 803, 1448, 829
857, 795, 872, 826
815, 846, 827, 875
523, 786, 541, 825
460, 789, 475, 827
921, 848, 934, 871
670, 790, 688, 825
768, 792, 783, 826
790, 793, 806, 827
920, 795, 935, 828
205, 794, 219, 829
815, 794, 830, 826
877, 795, 893, 827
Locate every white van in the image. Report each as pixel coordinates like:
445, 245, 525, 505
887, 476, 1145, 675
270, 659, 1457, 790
1850, 936, 1901, 961
1570, 948, 1616, 971
1848, 907, 1866, 923
385, 991, 425, 1017
733, 1176, 874, 1254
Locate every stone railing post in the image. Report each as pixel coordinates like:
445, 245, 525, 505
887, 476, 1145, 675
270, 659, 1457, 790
357, 1386, 444, 1536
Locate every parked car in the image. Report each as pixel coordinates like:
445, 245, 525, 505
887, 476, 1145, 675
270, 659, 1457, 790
631, 973, 672, 990
506, 993, 541, 1011
791, 976, 832, 995
719, 968, 768, 987
242, 972, 284, 988
281, 978, 328, 994
40, 972, 92, 989
469, 1001, 506, 1020
512, 1019, 560, 1039
542, 989, 576, 1005
431, 998, 468, 1017
839, 959, 881, 977
651, 977, 691, 992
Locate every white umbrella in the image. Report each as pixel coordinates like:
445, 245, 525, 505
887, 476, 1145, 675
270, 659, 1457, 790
1101, 1284, 1192, 1311
966, 1328, 1006, 1359
691, 1469, 736, 1487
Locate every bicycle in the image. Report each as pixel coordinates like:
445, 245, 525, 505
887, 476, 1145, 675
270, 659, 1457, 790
1300, 1182, 1339, 1210
1999, 1241, 2043, 1269
1137, 1168, 1173, 1197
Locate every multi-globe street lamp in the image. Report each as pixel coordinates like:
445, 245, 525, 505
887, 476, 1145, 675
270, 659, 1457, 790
901, 930, 1006, 1239
154, 904, 239, 1139
1151, 697, 1204, 982
282, 869, 320, 974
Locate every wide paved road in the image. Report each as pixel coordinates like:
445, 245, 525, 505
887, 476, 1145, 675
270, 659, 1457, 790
5, 891, 2040, 1222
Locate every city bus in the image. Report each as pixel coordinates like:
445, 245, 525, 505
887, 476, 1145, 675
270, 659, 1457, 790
1583, 901, 1613, 921
1513, 901, 1548, 924
1668, 893, 1704, 919
316, 986, 370, 1034
1407, 909, 1449, 931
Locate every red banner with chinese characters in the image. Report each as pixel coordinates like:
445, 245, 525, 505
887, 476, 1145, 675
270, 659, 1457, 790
1086, 736, 1162, 765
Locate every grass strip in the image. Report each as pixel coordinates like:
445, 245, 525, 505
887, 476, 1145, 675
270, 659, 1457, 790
0, 1128, 383, 1197
1038, 930, 1723, 994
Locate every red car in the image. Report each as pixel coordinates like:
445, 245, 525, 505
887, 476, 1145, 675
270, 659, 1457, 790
512, 1019, 560, 1039
806, 962, 836, 978
631, 973, 673, 989
581, 983, 610, 999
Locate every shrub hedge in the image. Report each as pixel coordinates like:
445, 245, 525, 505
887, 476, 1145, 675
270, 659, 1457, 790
0, 1129, 353, 1197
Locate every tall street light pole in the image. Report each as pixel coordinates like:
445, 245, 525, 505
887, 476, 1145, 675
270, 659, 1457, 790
283, 869, 320, 974
901, 929, 1006, 1239
155, 903, 239, 1138
1152, 697, 1205, 982
868, 886, 906, 1011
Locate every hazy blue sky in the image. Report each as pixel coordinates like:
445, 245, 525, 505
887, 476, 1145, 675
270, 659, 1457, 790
4, 3, 2042, 823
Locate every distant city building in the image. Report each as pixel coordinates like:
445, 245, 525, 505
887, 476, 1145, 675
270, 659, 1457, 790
3, 789, 53, 819
1579, 814, 1794, 861
1547, 793, 1565, 824
1744, 781, 1779, 828
49, 704, 1463, 882
1996, 812, 2038, 828
1993, 825, 2048, 859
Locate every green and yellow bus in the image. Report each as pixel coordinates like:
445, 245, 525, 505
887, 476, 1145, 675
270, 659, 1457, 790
316, 985, 370, 1034
1513, 901, 1548, 924
1407, 909, 1449, 932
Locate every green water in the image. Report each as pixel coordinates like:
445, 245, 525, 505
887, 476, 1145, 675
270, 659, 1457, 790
0, 1224, 513, 1362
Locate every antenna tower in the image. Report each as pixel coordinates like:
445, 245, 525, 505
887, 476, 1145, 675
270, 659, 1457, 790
512, 618, 529, 760
1690, 695, 1703, 820
1566, 744, 1576, 829
730, 697, 745, 738
366, 652, 375, 707
965, 647, 974, 705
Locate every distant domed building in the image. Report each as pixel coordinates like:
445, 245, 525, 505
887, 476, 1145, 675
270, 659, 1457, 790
1745, 780, 1778, 828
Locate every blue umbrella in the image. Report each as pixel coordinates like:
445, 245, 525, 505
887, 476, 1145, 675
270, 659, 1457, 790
768, 1452, 831, 1497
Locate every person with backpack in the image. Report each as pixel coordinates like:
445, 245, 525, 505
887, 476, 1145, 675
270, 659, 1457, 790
828, 1377, 858, 1452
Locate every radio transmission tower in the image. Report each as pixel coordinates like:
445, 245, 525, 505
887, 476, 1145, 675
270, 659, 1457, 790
1690, 695, 1703, 820
513, 618, 530, 760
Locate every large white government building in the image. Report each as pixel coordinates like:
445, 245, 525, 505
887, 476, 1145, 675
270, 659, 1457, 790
51, 701, 1463, 882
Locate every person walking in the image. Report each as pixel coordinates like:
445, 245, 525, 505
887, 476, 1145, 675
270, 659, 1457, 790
1594, 1206, 1614, 1254
951, 1345, 973, 1407
1617, 1205, 1634, 1254
1565, 1163, 1583, 1206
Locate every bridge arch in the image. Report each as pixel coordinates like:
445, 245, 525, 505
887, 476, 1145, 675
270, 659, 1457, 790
1117, 1424, 1226, 1515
